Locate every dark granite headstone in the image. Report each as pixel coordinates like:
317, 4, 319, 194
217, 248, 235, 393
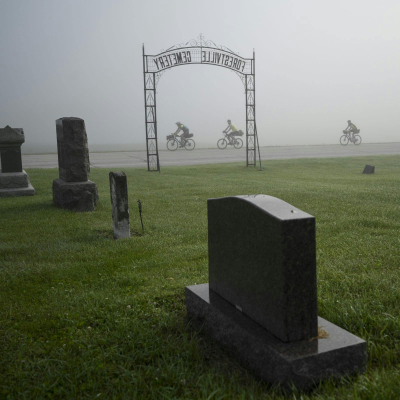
0, 126, 35, 197
208, 195, 317, 343
109, 172, 130, 239
185, 194, 367, 390
1, 147, 22, 173
0, 126, 24, 173
52, 118, 98, 212
362, 165, 375, 174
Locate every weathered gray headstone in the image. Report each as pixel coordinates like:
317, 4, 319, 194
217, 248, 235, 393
52, 118, 98, 212
363, 165, 375, 174
56, 117, 90, 182
109, 172, 130, 239
0, 126, 35, 197
185, 195, 367, 390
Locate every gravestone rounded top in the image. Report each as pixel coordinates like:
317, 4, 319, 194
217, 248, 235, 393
57, 117, 84, 122
231, 195, 313, 221
109, 171, 126, 179
0, 126, 25, 145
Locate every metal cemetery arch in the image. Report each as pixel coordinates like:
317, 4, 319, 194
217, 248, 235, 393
143, 34, 260, 172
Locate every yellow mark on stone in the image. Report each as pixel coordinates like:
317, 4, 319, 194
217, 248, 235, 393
310, 326, 329, 341
317, 327, 329, 339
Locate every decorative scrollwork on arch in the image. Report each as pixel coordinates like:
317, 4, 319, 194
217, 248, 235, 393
234, 71, 247, 89
160, 33, 240, 57
155, 70, 167, 88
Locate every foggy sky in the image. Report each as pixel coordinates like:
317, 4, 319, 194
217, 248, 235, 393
1, 0, 400, 153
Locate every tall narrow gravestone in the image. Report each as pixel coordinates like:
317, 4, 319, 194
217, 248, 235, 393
0, 126, 35, 197
185, 195, 367, 390
52, 118, 98, 212
109, 172, 130, 239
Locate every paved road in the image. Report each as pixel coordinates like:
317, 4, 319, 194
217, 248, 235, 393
22, 143, 400, 169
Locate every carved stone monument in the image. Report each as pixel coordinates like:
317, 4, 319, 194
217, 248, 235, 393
0, 126, 35, 197
52, 118, 98, 212
186, 195, 367, 390
109, 172, 130, 239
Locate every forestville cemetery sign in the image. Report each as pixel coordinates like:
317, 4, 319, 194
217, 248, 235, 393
146, 48, 252, 74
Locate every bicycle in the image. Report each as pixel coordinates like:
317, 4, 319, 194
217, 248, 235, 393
340, 130, 362, 146
166, 133, 195, 151
217, 131, 244, 149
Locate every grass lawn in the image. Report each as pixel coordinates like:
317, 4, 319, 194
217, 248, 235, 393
1, 155, 400, 399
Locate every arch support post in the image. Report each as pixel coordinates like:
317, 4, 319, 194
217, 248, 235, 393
245, 54, 256, 167
143, 45, 160, 172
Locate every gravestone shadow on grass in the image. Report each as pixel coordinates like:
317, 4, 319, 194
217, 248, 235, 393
96, 228, 142, 240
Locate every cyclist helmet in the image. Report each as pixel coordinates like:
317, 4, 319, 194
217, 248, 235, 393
176, 122, 181, 125
227, 119, 231, 123
347, 120, 351, 123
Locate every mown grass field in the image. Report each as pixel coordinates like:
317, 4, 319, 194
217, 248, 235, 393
1, 155, 400, 399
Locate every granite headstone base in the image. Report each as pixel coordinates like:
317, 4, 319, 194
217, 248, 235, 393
53, 178, 98, 212
363, 165, 375, 174
186, 284, 367, 391
0, 170, 35, 197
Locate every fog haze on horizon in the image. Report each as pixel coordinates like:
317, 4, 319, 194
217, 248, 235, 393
1, 0, 400, 153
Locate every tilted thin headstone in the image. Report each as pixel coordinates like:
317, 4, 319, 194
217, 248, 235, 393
208, 195, 317, 342
109, 172, 130, 239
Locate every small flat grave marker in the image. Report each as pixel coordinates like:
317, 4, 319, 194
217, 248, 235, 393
363, 165, 375, 174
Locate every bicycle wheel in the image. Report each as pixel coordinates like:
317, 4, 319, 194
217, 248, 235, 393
217, 138, 227, 149
184, 139, 195, 150
233, 138, 243, 149
167, 139, 178, 151
340, 135, 349, 146
354, 135, 362, 145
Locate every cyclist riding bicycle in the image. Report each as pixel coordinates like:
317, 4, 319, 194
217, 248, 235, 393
343, 120, 359, 141
223, 120, 242, 141
173, 122, 191, 147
